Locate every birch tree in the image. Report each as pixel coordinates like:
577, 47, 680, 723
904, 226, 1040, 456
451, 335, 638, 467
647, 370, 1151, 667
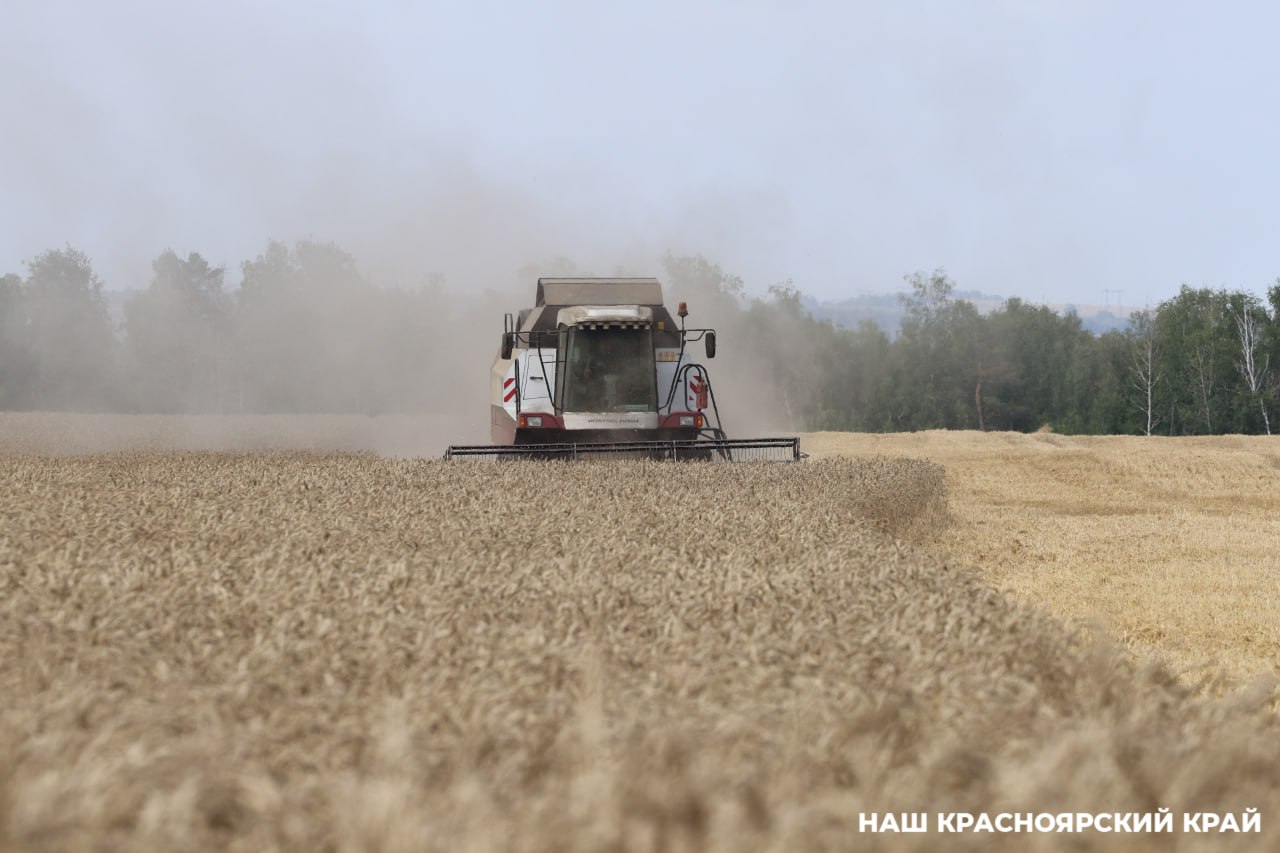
1127, 310, 1162, 435
1232, 296, 1272, 435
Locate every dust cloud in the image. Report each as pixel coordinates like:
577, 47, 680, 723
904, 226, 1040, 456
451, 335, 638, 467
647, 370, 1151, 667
2, 161, 802, 455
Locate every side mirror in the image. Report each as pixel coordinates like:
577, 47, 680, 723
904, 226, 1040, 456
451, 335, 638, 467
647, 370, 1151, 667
501, 332, 514, 360
705, 331, 716, 359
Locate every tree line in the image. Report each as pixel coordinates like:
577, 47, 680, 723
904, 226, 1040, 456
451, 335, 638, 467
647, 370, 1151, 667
2, 243, 1278, 434
0, 242, 473, 414
659, 257, 1280, 436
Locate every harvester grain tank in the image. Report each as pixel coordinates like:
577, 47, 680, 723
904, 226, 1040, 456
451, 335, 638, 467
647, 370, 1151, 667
445, 277, 802, 461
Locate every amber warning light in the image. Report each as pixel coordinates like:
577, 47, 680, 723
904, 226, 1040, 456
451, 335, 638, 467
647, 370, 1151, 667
677, 301, 688, 318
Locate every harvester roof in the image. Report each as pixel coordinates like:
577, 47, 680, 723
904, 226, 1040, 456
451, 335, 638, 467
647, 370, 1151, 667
535, 278, 663, 307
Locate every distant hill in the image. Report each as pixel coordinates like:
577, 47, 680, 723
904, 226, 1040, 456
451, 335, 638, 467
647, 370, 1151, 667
801, 292, 1136, 337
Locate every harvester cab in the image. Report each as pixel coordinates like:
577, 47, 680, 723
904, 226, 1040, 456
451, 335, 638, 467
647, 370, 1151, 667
446, 277, 802, 461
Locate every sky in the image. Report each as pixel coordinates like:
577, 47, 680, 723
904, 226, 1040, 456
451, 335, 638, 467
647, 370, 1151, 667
2, 0, 1279, 307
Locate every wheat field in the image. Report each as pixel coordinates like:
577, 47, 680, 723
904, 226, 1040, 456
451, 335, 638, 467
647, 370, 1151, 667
2, 415, 1278, 851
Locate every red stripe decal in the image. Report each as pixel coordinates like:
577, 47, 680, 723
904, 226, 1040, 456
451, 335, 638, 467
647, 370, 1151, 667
504, 389, 517, 402
504, 377, 515, 388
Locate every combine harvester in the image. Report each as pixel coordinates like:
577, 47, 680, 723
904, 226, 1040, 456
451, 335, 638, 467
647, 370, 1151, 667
446, 277, 803, 461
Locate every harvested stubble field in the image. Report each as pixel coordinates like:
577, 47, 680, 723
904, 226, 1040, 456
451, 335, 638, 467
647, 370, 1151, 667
2, 414, 1278, 851
805, 431, 1280, 686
